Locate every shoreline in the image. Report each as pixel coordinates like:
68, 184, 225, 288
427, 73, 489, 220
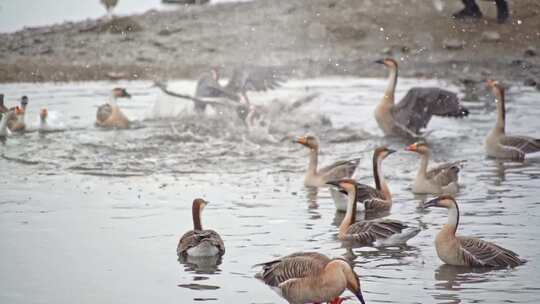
1, 0, 539, 85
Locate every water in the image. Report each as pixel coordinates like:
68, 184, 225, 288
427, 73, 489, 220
0, 0, 250, 33
1, 78, 539, 303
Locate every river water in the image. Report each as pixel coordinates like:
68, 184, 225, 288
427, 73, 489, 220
0, 78, 539, 303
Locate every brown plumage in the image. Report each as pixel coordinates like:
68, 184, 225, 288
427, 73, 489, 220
177, 199, 225, 258
329, 179, 420, 246
95, 88, 131, 129
485, 80, 540, 160
424, 196, 525, 268
406, 142, 464, 194
374, 58, 468, 138
352, 147, 395, 212
296, 135, 359, 188
254, 252, 366, 304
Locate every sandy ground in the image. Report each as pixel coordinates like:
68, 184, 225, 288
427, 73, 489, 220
1, 0, 539, 84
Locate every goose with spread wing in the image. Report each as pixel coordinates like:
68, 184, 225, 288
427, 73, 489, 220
424, 196, 525, 268
254, 252, 366, 304
195, 66, 286, 106
296, 135, 359, 188
328, 179, 420, 246
374, 58, 469, 138
485, 80, 540, 161
405, 142, 464, 195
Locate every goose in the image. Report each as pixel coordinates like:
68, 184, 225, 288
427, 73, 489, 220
333, 147, 395, 212
485, 80, 540, 161
0, 109, 15, 143
177, 198, 225, 258
424, 195, 525, 267
405, 142, 464, 195
328, 179, 420, 246
296, 135, 359, 188
374, 58, 469, 138
8, 96, 28, 132
195, 66, 286, 109
254, 252, 366, 304
101, 0, 118, 18
95, 88, 131, 129
0, 94, 7, 113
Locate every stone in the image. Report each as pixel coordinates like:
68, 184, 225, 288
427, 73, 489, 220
443, 38, 465, 50
523, 78, 537, 87
524, 47, 537, 57
481, 31, 501, 42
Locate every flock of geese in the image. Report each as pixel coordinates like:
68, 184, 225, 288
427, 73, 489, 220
2, 57, 540, 303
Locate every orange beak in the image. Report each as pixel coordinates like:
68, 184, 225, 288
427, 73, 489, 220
15, 106, 24, 115
296, 136, 307, 145
405, 143, 417, 152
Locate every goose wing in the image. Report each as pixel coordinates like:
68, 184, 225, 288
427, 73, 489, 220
96, 104, 112, 123
392, 87, 468, 134
457, 236, 525, 268
355, 183, 389, 210
345, 219, 409, 243
177, 229, 225, 256
426, 160, 464, 186
195, 73, 240, 101
254, 252, 330, 287
224, 66, 287, 94
499, 135, 540, 154
319, 158, 360, 181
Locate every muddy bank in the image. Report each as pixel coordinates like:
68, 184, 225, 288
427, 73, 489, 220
1, 0, 539, 84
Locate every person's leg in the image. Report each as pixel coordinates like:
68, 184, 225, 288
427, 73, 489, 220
495, 0, 509, 23
453, 0, 483, 19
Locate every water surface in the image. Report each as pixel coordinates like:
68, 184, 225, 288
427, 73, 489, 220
1, 78, 539, 303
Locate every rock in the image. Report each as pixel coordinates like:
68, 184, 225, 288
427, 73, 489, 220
443, 39, 465, 50
98, 17, 143, 34
481, 31, 501, 42
381, 46, 392, 55
523, 78, 537, 87
524, 47, 537, 57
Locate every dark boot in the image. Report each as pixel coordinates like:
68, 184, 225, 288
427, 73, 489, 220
453, 0, 483, 19
495, 0, 509, 23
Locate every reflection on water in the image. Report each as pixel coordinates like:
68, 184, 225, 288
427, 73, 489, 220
1, 79, 539, 303
179, 255, 222, 274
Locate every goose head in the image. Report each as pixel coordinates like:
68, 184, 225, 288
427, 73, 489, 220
374, 57, 398, 69
486, 79, 505, 100
296, 135, 319, 150
192, 198, 209, 212
405, 142, 430, 154
424, 195, 457, 209
326, 179, 357, 195
112, 88, 131, 99
328, 259, 366, 304
374, 146, 396, 161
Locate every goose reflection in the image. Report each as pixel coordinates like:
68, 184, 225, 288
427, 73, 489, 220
178, 255, 222, 274
432, 264, 494, 304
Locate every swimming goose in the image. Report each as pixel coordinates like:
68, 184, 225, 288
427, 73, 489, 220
374, 58, 469, 138
0, 94, 7, 113
96, 88, 131, 129
485, 80, 540, 161
8, 96, 28, 132
424, 195, 525, 268
296, 135, 359, 188
405, 142, 464, 195
177, 198, 225, 258
334, 147, 395, 212
0, 109, 15, 143
255, 252, 365, 304
328, 179, 420, 246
